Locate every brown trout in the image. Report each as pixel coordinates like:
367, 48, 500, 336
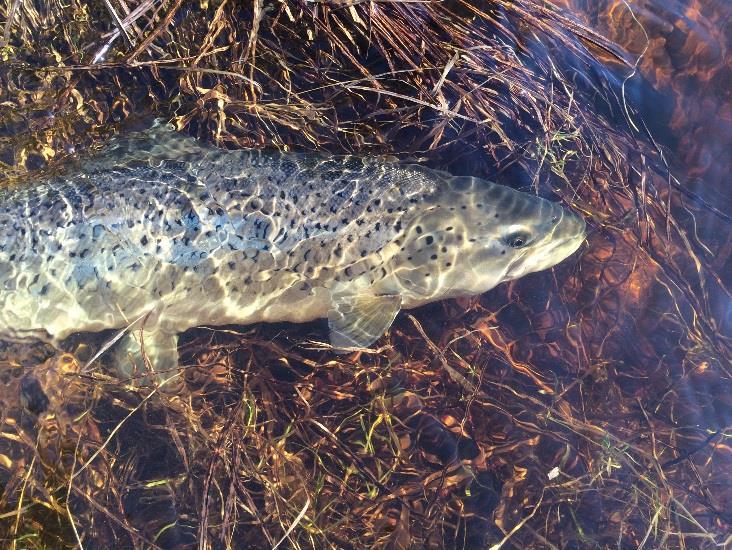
0, 122, 585, 373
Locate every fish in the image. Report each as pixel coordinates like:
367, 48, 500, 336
0, 122, 585, 374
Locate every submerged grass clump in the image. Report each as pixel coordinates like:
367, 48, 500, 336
0, 0, 730, 548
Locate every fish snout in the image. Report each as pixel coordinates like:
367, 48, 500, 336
548, 205, 585, 239
550, 208, 586, 260
562, 209, 586, 240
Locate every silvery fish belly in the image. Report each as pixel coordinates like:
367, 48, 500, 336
0, 123, 585, 372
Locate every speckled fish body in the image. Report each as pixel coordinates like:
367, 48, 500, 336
0, 123, 585, 369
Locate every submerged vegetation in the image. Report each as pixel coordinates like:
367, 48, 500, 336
0, 0, 730, 548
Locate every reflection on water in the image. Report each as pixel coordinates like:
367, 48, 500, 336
554, 0, 731, 190
549, 0, 732, 544
0, 0, 730, 547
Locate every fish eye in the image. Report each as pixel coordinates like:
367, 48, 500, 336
506, 231, 531, 249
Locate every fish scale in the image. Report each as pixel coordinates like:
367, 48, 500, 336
0, 122, 586, 377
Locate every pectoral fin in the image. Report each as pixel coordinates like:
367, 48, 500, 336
327, 293, 402, 352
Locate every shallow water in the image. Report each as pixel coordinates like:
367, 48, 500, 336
545, 0, 732, 544
554, 0, 731, 422
0, 0, 730, 548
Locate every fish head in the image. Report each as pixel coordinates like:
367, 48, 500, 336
387, 175, 586, 304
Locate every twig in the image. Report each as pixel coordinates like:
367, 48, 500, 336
102, 0, 135, 48
1, 0, 22, 49
11, 455, 36, 550
272, 496, 310, 549
126, 0, 184, 62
